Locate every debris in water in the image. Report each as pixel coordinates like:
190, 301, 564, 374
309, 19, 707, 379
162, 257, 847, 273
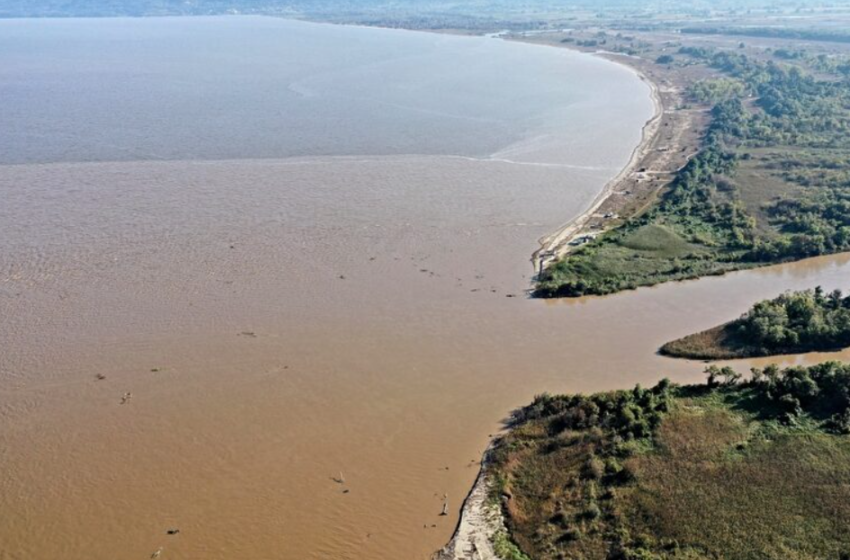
120, 392, 132, 405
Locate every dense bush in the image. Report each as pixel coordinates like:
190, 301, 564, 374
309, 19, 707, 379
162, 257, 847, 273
749, 362, 850, 432
687, 77, 745, 104
733, 287, 850, 353
516, 380, 673, 443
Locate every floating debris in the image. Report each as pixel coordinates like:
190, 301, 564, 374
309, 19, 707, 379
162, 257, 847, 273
120, 392, 132, 405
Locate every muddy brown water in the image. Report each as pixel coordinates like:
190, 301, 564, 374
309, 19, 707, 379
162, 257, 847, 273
3, 16, 850, 560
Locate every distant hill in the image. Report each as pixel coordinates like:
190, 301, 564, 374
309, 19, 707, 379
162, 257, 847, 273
1, 0, 844, 20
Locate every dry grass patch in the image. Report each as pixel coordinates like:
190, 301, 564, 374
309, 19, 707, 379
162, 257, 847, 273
492, 380, 850, 560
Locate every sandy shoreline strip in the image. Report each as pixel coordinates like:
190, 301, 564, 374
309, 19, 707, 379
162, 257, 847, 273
532, 54, 665, 274
431, 447, 503, 560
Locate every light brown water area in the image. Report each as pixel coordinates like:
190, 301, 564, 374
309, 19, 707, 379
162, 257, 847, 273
3, 16, 850, 560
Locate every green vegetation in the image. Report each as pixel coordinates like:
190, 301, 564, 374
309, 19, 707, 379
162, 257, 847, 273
492, 530, 533, 560
686, 77, 745, 104
662, 287, 850, 359
537, 45, 850, 297
682, 26, 850, 45
492, 364, 850, 559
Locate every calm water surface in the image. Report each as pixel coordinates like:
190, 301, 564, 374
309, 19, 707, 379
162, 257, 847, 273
2, 16, 848, 560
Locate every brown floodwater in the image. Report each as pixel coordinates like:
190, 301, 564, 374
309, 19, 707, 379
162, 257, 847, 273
3, 16, 850, 560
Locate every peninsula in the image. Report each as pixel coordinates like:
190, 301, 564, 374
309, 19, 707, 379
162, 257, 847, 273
662, 287, 850, 360
528, 23, 850, 297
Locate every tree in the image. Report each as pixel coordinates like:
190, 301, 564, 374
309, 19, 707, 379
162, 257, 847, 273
706, 365, 741, 387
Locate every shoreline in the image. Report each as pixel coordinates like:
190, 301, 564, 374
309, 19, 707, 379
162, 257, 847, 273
431, 447, 503, 560
531, 51, 665, 274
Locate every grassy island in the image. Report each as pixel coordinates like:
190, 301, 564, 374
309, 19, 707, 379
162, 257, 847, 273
536, 41, 850, 298
661, 287, 850, 360
490, 363, 850, 560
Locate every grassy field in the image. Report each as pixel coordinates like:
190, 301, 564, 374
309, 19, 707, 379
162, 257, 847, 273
536, 213, 758, 298
659, 322, 756, 359
626, 399, 850, 559
491, 376, 850, 559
